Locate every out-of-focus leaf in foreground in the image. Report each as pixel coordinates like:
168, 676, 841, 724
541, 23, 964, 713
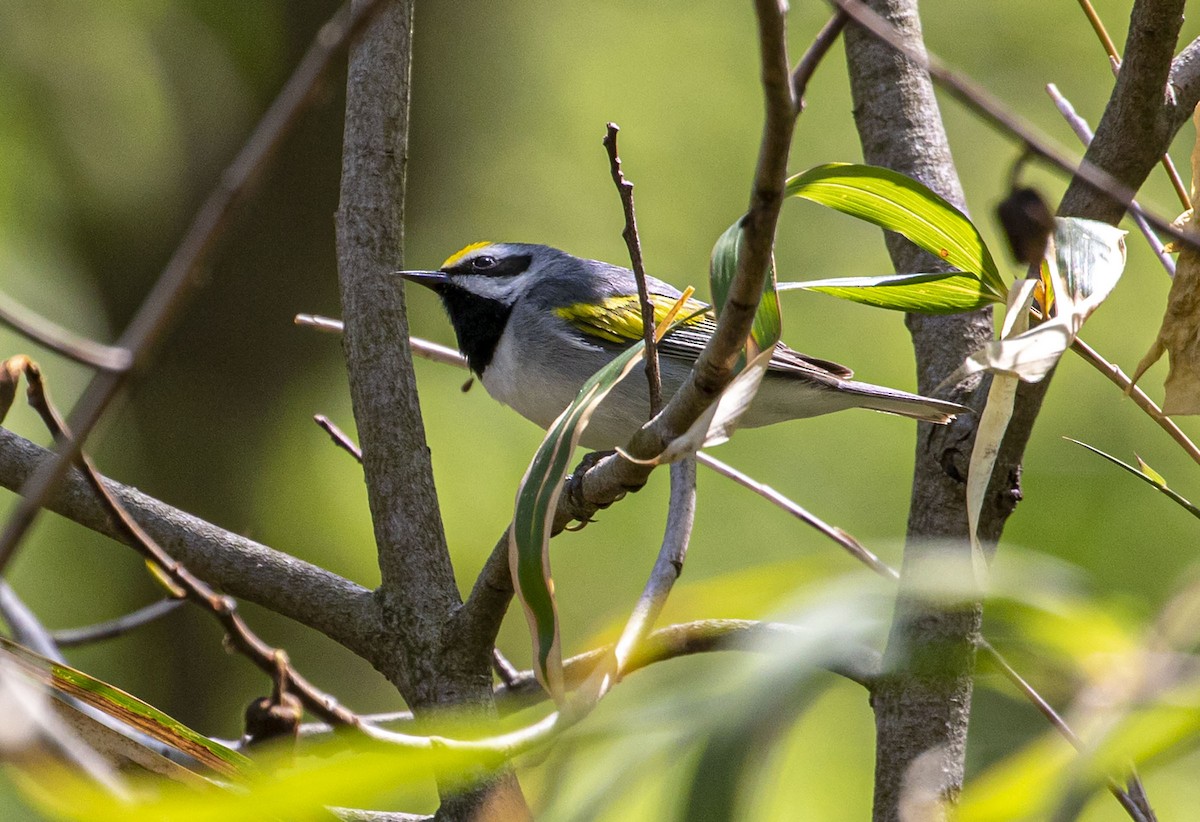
30, 732, 503, 822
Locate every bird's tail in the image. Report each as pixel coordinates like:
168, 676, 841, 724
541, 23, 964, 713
840, 380, 968, 424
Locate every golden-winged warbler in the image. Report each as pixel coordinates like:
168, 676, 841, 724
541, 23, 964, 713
398, 242, 965, 450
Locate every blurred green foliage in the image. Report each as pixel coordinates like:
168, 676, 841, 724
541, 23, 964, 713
1, 0, 1200, 819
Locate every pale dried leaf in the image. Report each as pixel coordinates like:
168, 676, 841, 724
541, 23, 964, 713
1143, 244, 1200, 414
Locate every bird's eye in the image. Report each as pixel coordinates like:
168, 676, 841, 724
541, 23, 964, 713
471, 255, 497, 271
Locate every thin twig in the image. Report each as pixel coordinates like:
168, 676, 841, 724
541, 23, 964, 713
976, 637, 1148, 821
0, 293, 131, 372
1069, 336, 1200, 466
696, 451, 898, 580
9, 360, 368, 731
0, 580, 65, 662
490, 648, 520, 688
0, 0, 390, 577
294, 313, 348, 334
603, 123, 662, 415
296, 315, 470, 369
1075, 0, 1190, 210
51, 598, 185, 648
609, 458, 697, 686
828, 0, 1198, 250
1046, 84, 1175, 277
791, 11, 849, 111
314, 414, 364, 463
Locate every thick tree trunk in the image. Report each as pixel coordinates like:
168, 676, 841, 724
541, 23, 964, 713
334, 1, 528, 818
842, 2, 991, 818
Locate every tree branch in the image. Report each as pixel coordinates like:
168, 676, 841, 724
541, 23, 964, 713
50, 598, 184, 648
335, 0, 466, 701
0, 427, 380, 660
335, 1, 526, 817
840, 1, 987, 818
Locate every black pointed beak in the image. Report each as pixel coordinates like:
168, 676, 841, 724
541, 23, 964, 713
394, 270, 450, 290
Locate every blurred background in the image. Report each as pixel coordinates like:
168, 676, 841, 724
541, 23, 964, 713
1, 1, 1198, 818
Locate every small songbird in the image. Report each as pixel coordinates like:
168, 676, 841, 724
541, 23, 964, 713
398, 242, 965, 450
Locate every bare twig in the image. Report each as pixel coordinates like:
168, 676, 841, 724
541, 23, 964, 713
1069, 337, 1200, 466
0, 0, 390, 577
791, 11, 850, 111
696, 451, 899, 579
314, 414, 364, 464
1046, 83, 1176, 277
603, 123, 662, 415
294, 313, 348, 335
0, 294, 131, 371
9, 359, 370, 730
296, 315, 470, 368
490, 649, 520, 688
51, 598, 185, 648
1075, 0, 1190, 210
0, 580, 64, 662
976, 638, 1149, 821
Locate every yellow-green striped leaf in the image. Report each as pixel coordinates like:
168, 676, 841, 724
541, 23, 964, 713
510, 342, 648, 702
786, 163, 1006, 302
778, 271, 996, 313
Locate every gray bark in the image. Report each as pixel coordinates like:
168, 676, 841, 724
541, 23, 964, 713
843, 2, 990, 818
334, 1, 527, 818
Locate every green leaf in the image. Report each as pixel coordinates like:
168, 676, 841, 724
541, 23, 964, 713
709, 219, 781, 351
778, 271, 997, 313
1065, 438, 1200, 520
510, 342, 649, 702
785, 163, 1006, 301
708, 220, 741, 319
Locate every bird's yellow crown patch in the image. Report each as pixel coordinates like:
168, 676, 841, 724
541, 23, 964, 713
557, 294, 709, 344
441, 241, 493, 269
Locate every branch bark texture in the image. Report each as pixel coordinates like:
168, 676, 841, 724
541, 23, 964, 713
842, 2, 989, 818
845, 1, 1194, 819
0, 428, 379, 657
335, 0, 465, 705
334, 2, 526, 818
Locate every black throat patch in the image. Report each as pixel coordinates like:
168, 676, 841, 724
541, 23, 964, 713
437, 286, 513, 376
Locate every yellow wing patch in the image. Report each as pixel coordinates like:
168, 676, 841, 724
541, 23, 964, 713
556, 294, 710, 343
441, 241, 493, 269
